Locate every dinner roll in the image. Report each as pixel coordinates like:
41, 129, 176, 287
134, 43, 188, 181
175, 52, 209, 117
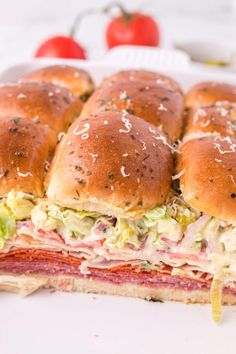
81, 79, 184, 141
184, 102, 236, 139
185, 82, 236, 109
0, 117, 57, 197
178, 135, 236, 222
47, 111, 173, 219
20, 65, 94, 100
102, 69, 182, 93
0, 82, 83, 133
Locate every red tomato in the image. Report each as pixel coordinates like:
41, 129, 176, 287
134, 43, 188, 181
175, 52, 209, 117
106, 13, 160, 49
35, 35, 86, 59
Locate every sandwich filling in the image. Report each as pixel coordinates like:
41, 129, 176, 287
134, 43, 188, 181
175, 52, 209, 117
0, 189, 235, 321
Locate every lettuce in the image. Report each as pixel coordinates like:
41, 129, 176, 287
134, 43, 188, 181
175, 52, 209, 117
6, 189, 35, 220
31, 202, 58, 231
31, 202, 98, 238
220, 227, 236, 252
0, 202, 16, 249
166, 198, 199, 230
143, 206, 167, 227
104, 219, 141, 249
57, 209, 95, 237
144, 206, 183, 242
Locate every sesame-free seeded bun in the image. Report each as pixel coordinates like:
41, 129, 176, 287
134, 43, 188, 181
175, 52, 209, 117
0, 117, 57, 197
81, 79, 184, 141
0, 82, 83, 133
185, 82, 236, 109
178, 135, 236, 222
184, 102, 236, 139
20, 65, 94, 99
102, 69, 183, 93
47, 111, 173, 218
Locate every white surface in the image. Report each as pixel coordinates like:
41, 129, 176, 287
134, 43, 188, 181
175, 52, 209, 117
1, 290, 236, 354
2, 49, 236, 354
0, 0, 236, 65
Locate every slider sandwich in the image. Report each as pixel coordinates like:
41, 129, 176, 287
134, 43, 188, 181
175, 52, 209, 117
0, 108, 235, 322
0, 66, 235, 323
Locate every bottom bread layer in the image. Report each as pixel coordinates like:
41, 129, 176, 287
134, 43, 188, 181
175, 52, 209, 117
0, 273, 236, 306
0, 249, 236, 305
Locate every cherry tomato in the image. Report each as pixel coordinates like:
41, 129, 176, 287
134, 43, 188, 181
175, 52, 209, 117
106, 13, 160, 49
35, 35, 86, 59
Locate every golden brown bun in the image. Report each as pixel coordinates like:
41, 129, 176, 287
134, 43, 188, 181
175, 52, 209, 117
184, 102, 236, 138
0, 117, 57, 197
0, 82, 83, 133
185, 82, 236, 109
102, 69, 183, 93
19, 65, 94, 99
47, 111, 173, 218
81, 80, 184, 141
1, 274, 236, 306
178, 135, 236, 222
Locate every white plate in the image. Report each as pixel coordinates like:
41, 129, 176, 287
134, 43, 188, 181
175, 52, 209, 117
1, 47, 236, 354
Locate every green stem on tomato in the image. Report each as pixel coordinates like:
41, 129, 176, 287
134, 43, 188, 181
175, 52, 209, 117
70, 2, 131, 37
102, 2, 132, 21
70, 8, 97, 37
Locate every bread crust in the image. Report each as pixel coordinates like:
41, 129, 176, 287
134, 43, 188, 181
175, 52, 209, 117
0, 273, 236, 305
47, 111, 173, 218
0, 118, 57, 197
20, 65, 94, 98
185, 81, 236, 109
0, 82, 83, 133
178, 135, 236, 222
102, 69, 183, 93
81, 79, 184, 141
184, 102, 236, 138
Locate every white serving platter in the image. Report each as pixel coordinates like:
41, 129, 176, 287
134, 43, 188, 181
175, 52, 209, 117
1, 47, 236, 354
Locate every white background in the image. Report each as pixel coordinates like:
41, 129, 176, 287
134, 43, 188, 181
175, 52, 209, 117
1, 0, 236, 62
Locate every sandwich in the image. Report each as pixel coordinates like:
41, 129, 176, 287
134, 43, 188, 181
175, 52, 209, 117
0, 66, 235, 324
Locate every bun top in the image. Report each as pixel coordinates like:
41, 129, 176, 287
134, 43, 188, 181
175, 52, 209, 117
102, 69, 182, 93
20, 65, 94, 99
47, 111, 173, 219
178, 135, 236, 222
0, 82, 83, 133
81, 79, 184, 141
184, 102, 236, 139
0, 117, 57, 197
185, 81, 236, 109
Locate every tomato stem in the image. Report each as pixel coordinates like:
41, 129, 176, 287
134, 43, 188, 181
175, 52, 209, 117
102, 2, 131, 21
70, 2, 131, 37
70, 9, 97, 37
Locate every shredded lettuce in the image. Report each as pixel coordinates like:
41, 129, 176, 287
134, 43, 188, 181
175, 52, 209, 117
221, 227, 236, 252
0, 202, 16, 249
140, 262, 152, 271
31, 201, 104, 239
104, 219, 143, 249
143, 206, 167, 227
6, 189, 35, 220
31, 202, 58, 231
166, 198, 199, 231
144, 206, 183, 242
